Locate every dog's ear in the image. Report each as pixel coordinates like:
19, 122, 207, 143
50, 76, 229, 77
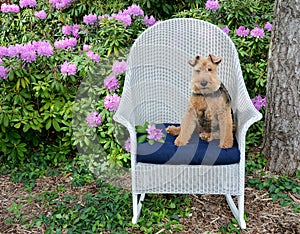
209, 54, 222, 65
188, 55, 200, 67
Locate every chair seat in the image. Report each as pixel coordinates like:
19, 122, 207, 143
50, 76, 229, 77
137, 123, 240, 165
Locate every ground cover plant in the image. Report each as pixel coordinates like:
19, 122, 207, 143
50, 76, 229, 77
1, 0, 299, 233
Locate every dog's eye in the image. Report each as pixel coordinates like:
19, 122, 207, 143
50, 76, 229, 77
207, 68, 212, 72
195, 70, 200, 73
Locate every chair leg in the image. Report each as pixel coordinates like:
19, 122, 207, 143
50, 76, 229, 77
225, 194, 246, 229
132, 193, 145, 224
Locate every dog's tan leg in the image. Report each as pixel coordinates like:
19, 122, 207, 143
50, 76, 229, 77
166, 125, 181, 136
174, 105, 197, 146
218, 108, 233, 148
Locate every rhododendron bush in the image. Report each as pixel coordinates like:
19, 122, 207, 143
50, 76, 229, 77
0, 0, 273, 169
0, 0, 156, 167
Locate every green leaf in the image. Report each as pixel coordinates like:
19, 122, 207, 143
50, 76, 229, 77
23, 124, 30, 132
14, 123, 21, 129
52, 119, 61, 132
45, 119, 51, 130
3, 115, 9, 127
136, 126, 146, 133
138, 135, 147, 144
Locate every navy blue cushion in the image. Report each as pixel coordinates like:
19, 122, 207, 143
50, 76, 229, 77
137, 123, 240, 165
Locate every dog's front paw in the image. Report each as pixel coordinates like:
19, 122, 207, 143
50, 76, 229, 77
200, 132, 213, 142
219, 139, 233, 149
166, 125, 180, 136
174, 136, 188, 146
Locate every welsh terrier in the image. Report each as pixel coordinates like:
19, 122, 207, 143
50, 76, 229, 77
166, 54, 234, 149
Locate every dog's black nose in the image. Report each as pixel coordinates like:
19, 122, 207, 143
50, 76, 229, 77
201, 81, 208, 87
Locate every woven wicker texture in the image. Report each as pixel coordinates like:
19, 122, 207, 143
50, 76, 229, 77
113, 18, 262, 195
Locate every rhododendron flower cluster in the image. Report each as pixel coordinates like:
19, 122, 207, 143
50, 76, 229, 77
123, 4, 144, 17
144, 15, 156, 27
221, 26, 229, 35
124, 138, 131, 152
104, 94, 121, 111
205, 0, 220, 12
250, 27, 265, 38
0, 41, 53, 63
0, 66, 8, 79
83, 44, 92, 51
251, 95, 266, 111
146, 125, 164, 141
86, 51, 100, 63
60, 61, 77, 76
236, 26, 250, 37
34, 10, 47, 19
112, 60, 127, 75
62, 24, 80, 37
54, 37, 77, 49
49, 0, 75, 9
82, 4, 156, 27
83, 14, 98, 24
104, 75, 120, 92
19, 0, 36, 8
1, 4, 20, 13
265, 22, 272, 31
86, 111, 102, 127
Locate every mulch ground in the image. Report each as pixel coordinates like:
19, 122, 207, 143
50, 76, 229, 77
0, 172, 299, 234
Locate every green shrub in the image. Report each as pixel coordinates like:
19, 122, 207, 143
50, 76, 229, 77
0, 0, 150, 167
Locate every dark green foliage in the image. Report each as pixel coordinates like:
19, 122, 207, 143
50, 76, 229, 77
247, 172, 300, 213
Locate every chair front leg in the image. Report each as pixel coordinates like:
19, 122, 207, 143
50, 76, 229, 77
132, 193, 145, 224
225, 194, 246, 229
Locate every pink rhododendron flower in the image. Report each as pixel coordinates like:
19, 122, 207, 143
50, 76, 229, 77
86, 51, 99, 62
62, 24, 80, 37
83, 44, 92, 51
54, 37, 77, 49
125, 137, 131, 152
34, 41, 53, 57
251, 95, 266, 111
19, 0, 36, 8
83, 13, 97, 24
114, 11, 132, 26
86, 111, 102, 127
146, 124, 163, 141
123, 4, 144, 17
250, 27, 265, 38
144, 15, 156, 27
0, 46, 8, 57
1, 4, 20, 13
104, 93, 120, 111
236, 26, 250, 37
112, 60, 127, 75
34, 10, 47, 19
265, 22, 272, 32
104, 75, 120, 92
49, 0, 74, 9
205, 0, 220, 12
221, 26, 229, 35
0, 66, 8, 79
61, 61, 77, 76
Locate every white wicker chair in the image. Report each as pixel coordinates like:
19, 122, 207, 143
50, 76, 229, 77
113, 18, 262, 229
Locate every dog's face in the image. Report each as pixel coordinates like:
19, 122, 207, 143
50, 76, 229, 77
189, 54, 222, 95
